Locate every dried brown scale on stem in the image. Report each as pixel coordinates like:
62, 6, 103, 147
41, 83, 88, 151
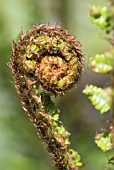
11, 24, 83, 170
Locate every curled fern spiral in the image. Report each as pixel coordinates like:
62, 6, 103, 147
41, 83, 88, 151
11, 24, 83, 170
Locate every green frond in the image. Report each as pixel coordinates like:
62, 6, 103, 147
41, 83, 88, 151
89, 5, 109, 29
89, 53, 113, 73
89, 5, 114, 33
68, 149, 83, 167
83, 85, 112, 114
95, 131, 113, 152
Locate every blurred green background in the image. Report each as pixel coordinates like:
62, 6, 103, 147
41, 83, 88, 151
0, 0, 114, 170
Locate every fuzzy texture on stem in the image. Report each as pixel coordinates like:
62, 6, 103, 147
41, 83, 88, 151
11, 24, 83, 170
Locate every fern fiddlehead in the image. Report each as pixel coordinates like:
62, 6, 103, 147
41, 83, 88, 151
11, 24, 83, 170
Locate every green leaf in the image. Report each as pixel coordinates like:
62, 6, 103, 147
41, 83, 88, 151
89, 5, 114, 32
95, 132, 113, 152
89, 53, 113, 73
68, 149, 83, 167
83, 85, 112, 114
89, 6, 108, 29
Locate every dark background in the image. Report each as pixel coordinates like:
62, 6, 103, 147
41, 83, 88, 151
0, 0, 113, 170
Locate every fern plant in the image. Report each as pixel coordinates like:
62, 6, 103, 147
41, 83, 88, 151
11, 24, 84, 170
83, 0, 114, 165
10, 1, 114, 170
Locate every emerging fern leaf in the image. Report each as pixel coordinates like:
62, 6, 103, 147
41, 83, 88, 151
83, 85, 112, 114
95, 131, 114, 152
11, 24, 84, 170
89, 5, 114, 33
89, 51, 114, 73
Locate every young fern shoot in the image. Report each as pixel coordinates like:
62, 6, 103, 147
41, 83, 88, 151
11, 24, 84, 170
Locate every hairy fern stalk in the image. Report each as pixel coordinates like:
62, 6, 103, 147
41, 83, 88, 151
11, 24, 84, 170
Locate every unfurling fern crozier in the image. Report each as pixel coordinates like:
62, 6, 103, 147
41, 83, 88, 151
11, 24, 83, 170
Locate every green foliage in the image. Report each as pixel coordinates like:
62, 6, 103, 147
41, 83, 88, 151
68, 149, 83, 167
89, 52, 113, 73
89, 6, 109, 29
89, 5, 114, 33
95, 131, 113, 152
84, 1, 114, 159
83, 85, 112, 114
